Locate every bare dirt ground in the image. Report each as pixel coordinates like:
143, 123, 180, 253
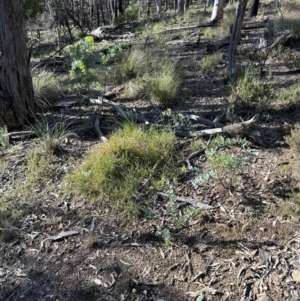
1, 2, 300, 301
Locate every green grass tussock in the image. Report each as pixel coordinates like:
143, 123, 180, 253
65, 124, 178, 218
199, 51, 223, 72
146, 61, 181, 107
277, 82, 300, 108
32, 71, 62, 108
229, 66, 271, 110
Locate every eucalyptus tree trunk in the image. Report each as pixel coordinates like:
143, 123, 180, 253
47, 0, 55, 30
211, 0, 227, 22
248, 0, 259, 17
177, 0, 185, 15
93, 0, 99, 27
155, 0, 162, 17
228, 0, 248, 74
119, 0, 123, 14
0, 0, 35, 129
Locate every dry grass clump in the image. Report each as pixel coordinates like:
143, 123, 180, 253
117, 48, 149, 80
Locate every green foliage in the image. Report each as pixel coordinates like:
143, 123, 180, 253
285, 128, 300, 161
199, 52, 223, 72
24, 0, 43, 19
114, 3, 140, 25
124, 3, 140, 22
65, 124, 178, 218
229, 66, 272, 110
67, 37, 128, 92
162, 228, 172, 248
100, 41, 129, 65
0, 229, 18, 243
0, 127, 10, 150
162, 109, 192, 129
284, 52, 300, 69
192, 136, 255, 188
69, 36, 97, 77
277, 82, 300, 107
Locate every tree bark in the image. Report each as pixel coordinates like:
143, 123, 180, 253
177, 0, 185, 15
228, 0, 248, 74
0, 0, 35, 129
247, 0, 259, 17
211, 0, 227, 22
155, 0, 162, 17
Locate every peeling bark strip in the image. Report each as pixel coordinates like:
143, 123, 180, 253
0, 0, 35, 129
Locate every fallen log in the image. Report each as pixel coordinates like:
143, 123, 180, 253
205, 37, 231, 53
266, 30, 292, 51
88, 27, 135, 40
158, 192, 217, 210
94, 117, 108, 142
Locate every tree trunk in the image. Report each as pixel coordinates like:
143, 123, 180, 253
177, 0, 185, 15
247, 0, 259, 17
93, 0, 98, 28
155, 0, 162, 17
0, 0, 35, 129
118, 0, 123, 14
211, 0, 227, 22
228, 0, 248, 74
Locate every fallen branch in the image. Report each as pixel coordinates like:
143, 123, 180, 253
176, 114, 260, 139
158, 192, 217, 210
266, 30, 292, 51
90, 97, 150, 124
145, 23, 216, 41
206, 37, 231, 53
3, 130, 33, 137
185, 114, 224, 128
94, 117, 108, 142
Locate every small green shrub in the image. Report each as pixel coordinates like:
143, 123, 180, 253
65, 124, 178, 218
192, 136, 254, 188
26, 146, 53, 185
114, 3, 139, 25
146, 62, 181, 107
32, 71, 62, 107
100, 41, 129, 65
277, 82, 300, 107
285, 128, 300, 157
199, 52, 223, 71
69, 36, 97, 77
124, 3, 139, 22
229, 66, 272, 110
0, 229, 17, 243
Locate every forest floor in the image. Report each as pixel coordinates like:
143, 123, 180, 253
1, 1, 300, 301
